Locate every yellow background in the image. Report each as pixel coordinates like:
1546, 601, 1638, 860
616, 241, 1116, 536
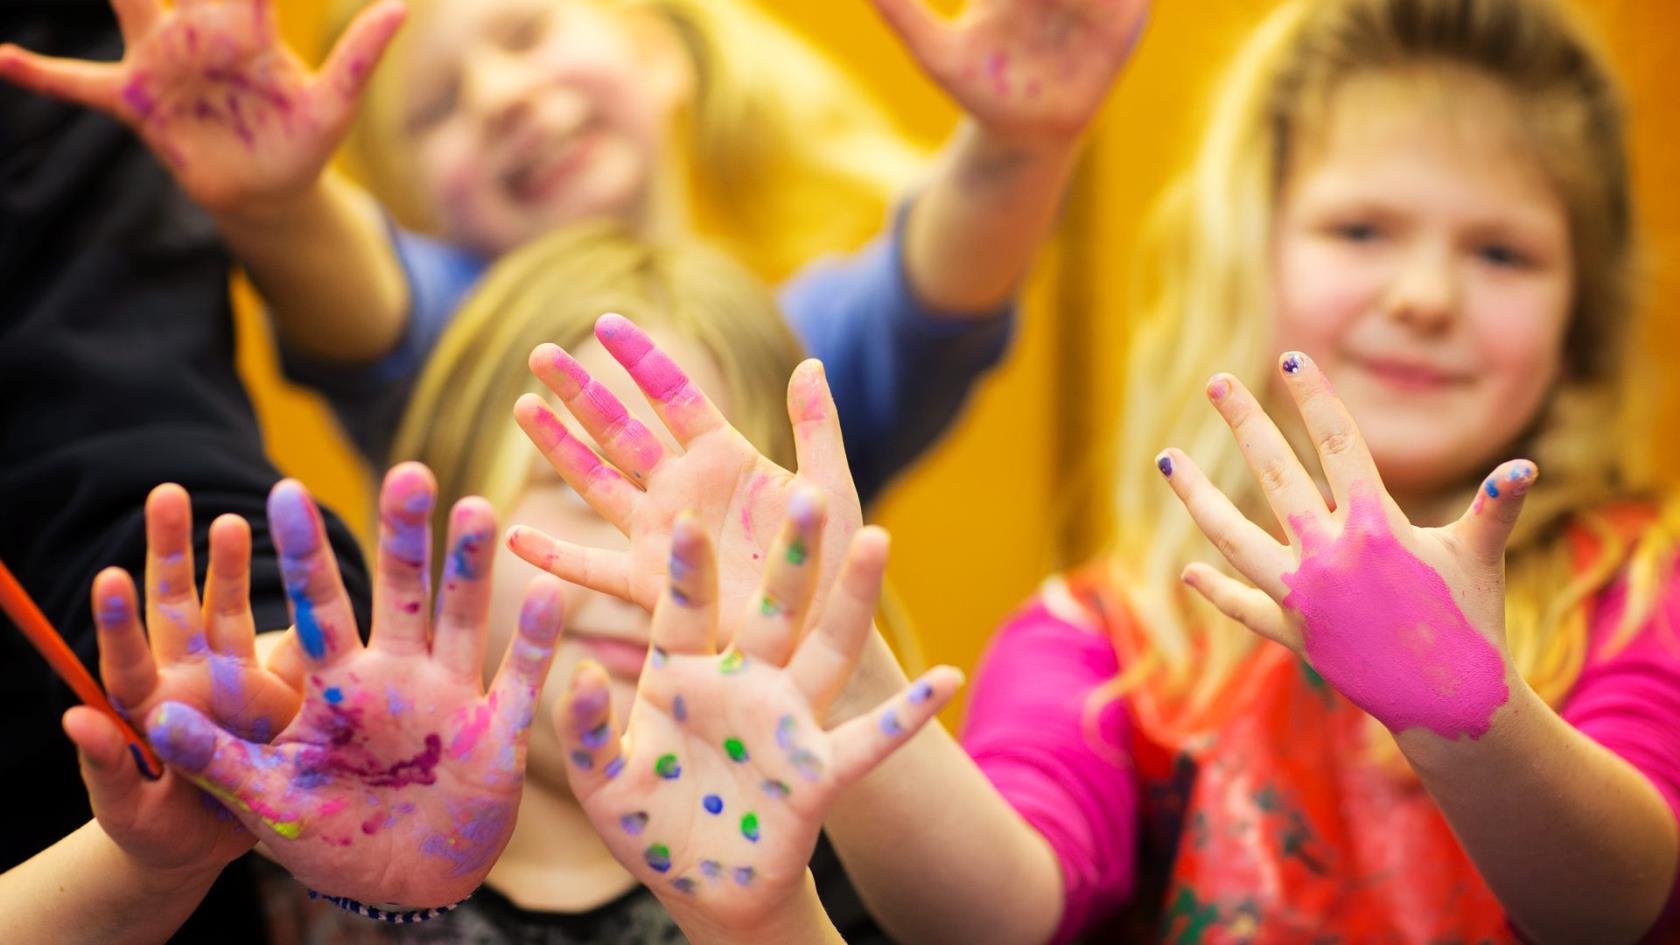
250, 1, 1680, 723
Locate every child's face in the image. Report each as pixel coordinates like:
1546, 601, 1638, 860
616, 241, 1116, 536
1271, 71, 1574, 504
401, 0, 690, 256
483, 330, 734, 793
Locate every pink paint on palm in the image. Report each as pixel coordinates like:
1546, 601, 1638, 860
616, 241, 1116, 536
594, 314, 709, 431
546, 348, 663, 475
524, 403, 615, 487
741, 474, 770, 547
449, 698, 494, 760
1282, 488, 1508, 739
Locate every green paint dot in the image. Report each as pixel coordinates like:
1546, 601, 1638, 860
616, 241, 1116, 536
759, 596, 780, 617
740, 811, 760, 842
786, 539, 807, 565
719, 649, 747, 674
724, 737, 749, 763
654, 753, 682, 779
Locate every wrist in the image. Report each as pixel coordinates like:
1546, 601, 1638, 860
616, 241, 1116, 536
667, 871, 840, 945
209, 172, 334, 237
1395, 667, 1544, 777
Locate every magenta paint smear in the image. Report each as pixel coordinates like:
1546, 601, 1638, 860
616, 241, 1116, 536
741, 474, 769, 546
1282, 489, 1508, 739
449, 697, 494, 760
121, 75, 159, 119
546, 348, 663, 475
594, 315, 705, 419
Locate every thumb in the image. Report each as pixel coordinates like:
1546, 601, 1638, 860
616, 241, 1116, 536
146, 702, 299, 841
1451, 460, 1539, 566
64, 707, 146, 818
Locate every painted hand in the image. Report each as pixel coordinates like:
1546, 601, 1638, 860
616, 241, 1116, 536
63, 484, 302, 879
1157, 352, 1532, 740
142, 464, 565, 910
0, 0, 404, 216
559, 493, 961, 930
870, 0, 1150, 144
508, 313, 865, 665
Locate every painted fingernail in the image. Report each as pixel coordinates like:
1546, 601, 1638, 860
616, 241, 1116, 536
1282, 352, 1306, 374
267, 480, 320, 557
1207, 375, 1231, 402
1156, 452, 1174, 477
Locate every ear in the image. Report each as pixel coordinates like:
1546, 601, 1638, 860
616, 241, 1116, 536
620, 8, 696, 115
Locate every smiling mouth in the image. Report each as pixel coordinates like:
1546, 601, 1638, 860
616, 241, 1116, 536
1349, 355, 1471, 393
501, 124, 601, 204
571, 632, 648, 678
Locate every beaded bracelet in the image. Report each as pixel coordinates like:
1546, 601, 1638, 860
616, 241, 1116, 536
307, 889, 466, 923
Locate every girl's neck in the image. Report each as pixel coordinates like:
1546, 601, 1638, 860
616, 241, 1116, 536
484, 774, 637, 914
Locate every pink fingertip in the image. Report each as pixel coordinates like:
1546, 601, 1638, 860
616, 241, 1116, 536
595, 313, 692, 404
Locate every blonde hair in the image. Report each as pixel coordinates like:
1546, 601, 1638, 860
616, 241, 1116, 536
390, 220, 928, 668
330, 0, 928, 281
1108, 0, 1674, 730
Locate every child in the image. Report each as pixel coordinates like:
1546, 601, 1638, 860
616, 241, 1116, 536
250, 223, 934, 942
509, 1, 1680, 938
3, 467, 564, 940
0, 0, 1148, 504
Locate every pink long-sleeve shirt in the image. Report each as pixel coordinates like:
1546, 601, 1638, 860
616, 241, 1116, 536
961, 571, 1680, 943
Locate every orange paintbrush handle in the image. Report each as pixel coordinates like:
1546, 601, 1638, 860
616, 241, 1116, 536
0, 558, 163, 778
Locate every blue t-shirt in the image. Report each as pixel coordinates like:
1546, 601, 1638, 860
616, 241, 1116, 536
281, 215, 1014, 506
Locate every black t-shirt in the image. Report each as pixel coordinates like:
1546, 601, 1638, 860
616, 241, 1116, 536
252, 834, 896, 945
0, 6, 372, 943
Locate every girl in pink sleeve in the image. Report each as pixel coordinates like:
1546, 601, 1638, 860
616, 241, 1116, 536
952, 0, 1680, 942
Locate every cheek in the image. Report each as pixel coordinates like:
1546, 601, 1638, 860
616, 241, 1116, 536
1465, 283, 1568, 417
1272, 237, 1384, 359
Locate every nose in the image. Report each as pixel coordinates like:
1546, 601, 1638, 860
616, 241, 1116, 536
1381, 240, 1458, 334
460, 46, 537, 138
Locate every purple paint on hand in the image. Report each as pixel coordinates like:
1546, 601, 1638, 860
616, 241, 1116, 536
147, 702, 219, 773
1282, 489, 1509, 739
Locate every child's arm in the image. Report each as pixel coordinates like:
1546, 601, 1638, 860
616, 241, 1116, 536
2, 486, 306, 944
553, 492, 960, 945
507, 317, 1084, 945
136, 464, 563, 912
1163, 352, 1678, 945
876, 0, 1150, 314
0, 0, 410, 364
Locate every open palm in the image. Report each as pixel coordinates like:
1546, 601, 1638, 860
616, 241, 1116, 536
558, 496, 959, 929
65, 483, 300, 877
871, 0, 1150, 142
1158, 352, 1528, 741
509, 313, 865, 650
145, 464, 563, 910
0, 0, 404, 214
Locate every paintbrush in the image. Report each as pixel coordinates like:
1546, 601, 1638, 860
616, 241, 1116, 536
0, 558, 163, 778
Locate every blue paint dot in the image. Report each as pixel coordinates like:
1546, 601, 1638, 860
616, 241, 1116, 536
702, 794, 723, 815
672, 695, 688, 723
289, 586, 326, 659
324, 687, 343, 704
1485, 480, 1500, 499
604, 755, 626, 779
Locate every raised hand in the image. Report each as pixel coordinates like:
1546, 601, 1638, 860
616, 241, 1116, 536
1157, 352, 1528, 740
508, 313, 865, 657
0, 0, 405, 215
142, 464, 565, 910
870, 0, 1150, 144
559, 491, 961, 932
63, 483, 301, 879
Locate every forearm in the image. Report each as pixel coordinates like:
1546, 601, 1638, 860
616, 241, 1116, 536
903, 121, 1080, 315
1, 820, 222, 945
213, 170, 410, 363
822, 636, 1064, 945
1400, 675, 1679, 944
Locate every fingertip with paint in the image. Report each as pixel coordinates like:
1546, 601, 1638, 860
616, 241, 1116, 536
267, 480, 321, 556
1281, 351, 1307, 375
1206, 374, 1232, 402
1155, 451, 1174, 478
146, 702, 217, 774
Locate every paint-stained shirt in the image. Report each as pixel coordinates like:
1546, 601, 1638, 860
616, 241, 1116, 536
961, 566, 1680, 944
279, 211, 1014, 507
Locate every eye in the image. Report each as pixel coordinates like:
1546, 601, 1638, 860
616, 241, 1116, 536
499, 10, 549, 53
1476, 243, 1531, 269
1333, 221, 1383, 243
404, 75, 460, 134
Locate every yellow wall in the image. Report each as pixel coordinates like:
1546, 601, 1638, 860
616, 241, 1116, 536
252, 2, 1680, 724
